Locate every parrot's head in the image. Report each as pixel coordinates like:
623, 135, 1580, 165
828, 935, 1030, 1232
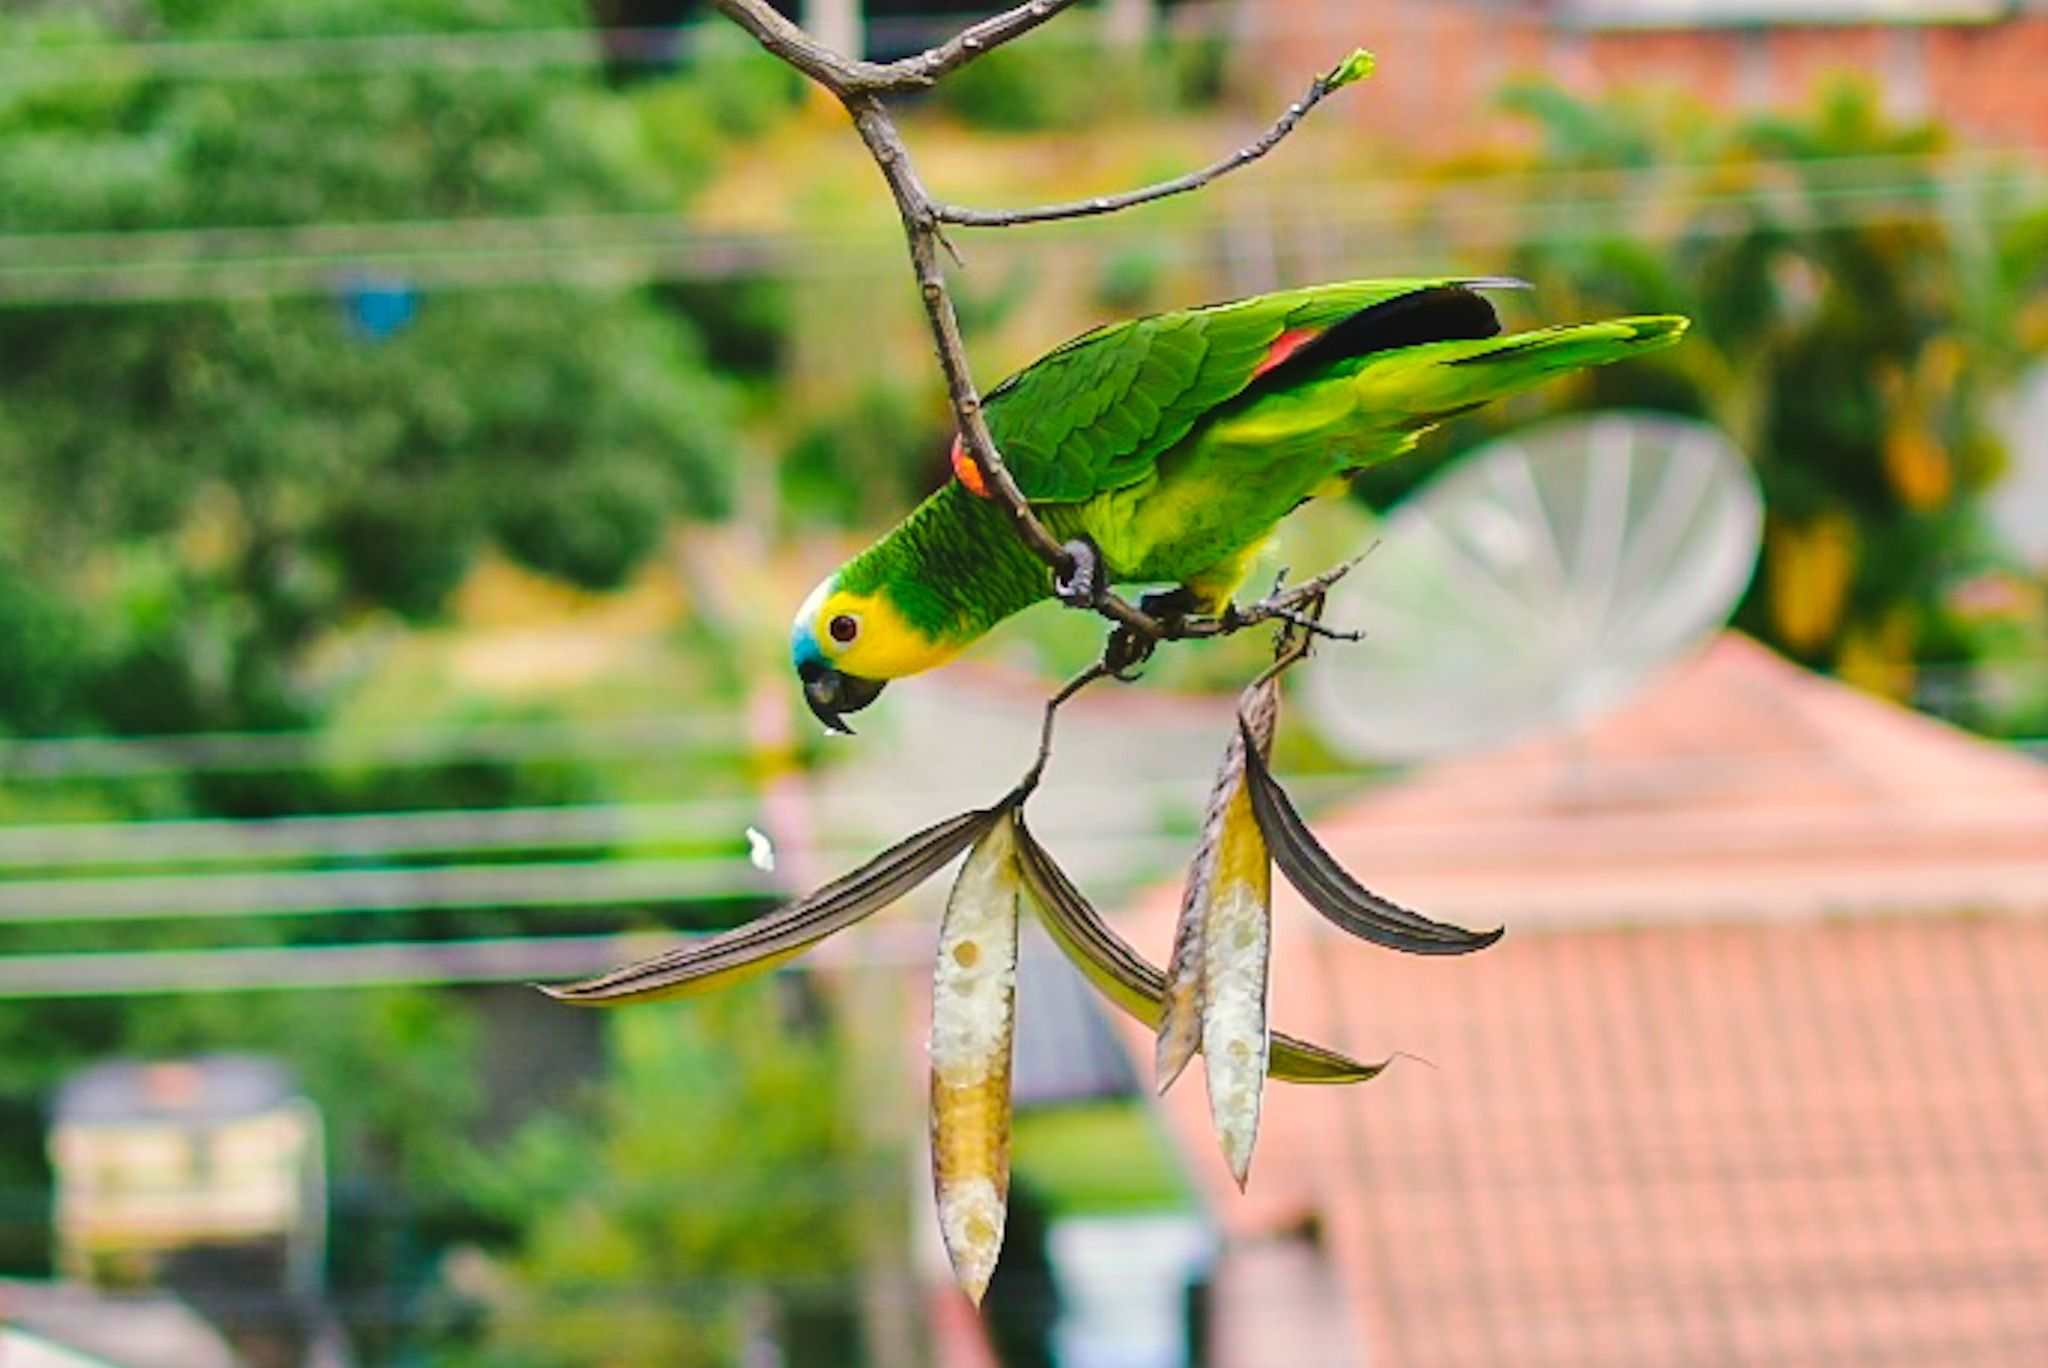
789, 570, 961, 734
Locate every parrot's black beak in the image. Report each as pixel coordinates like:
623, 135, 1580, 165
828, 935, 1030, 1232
799, 661, 886, 735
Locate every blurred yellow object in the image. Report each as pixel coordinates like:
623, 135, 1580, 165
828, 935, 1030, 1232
1835, 607, 1918, 700
1917, 335, 1966, 404
1885, 422, 1953, 510
2017, 294, 2048, 352
1767, 512, 1857, 654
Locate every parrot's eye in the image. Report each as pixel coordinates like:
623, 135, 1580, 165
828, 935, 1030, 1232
828, 613, 859, 644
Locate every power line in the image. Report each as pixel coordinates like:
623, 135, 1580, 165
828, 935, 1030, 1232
0, 155, 2034, 306
0, 798, 761, 867
0, 10, 1121, 85
0, 24, 702, 84
0, 855, 774, 924
0, 829, 1209, 925
0, 921, 942, 999
0, 712, 742, 779
0, 933, 669, 998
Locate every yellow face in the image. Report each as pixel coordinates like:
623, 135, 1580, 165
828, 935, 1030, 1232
792, 575, 963, 682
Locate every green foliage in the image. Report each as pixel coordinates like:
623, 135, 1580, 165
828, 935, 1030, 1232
0, 558, 83, 733
673, 21, 807, 141
1010, 1100, 1191, 1218
0, 0, 807, 1344
466, 983, 892, 1367
781, 381, 943, 529
0, 0, 765, 740
1092, 244, 1172, 317
1464, 79, 2048, 706
932, 19, 1224, 132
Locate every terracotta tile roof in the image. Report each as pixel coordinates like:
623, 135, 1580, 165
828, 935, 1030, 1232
1125, 636, 2048, 1366
1293, 635, 2048, 929
1155, 919, 2048, 1367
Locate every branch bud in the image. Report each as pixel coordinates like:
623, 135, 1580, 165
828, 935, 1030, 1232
1321, 49, 1376, 92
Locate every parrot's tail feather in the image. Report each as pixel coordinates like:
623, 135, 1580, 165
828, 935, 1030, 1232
1448, 314, 1689, 367
1204, 312, 1690, 461
1361, 314, 1690, 429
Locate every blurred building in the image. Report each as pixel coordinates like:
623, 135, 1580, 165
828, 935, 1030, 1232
51, 1055, 325, 1296
38, 1056, 343, 1368
1129, 634, 2048, 1366
1246, 0, 2048, 151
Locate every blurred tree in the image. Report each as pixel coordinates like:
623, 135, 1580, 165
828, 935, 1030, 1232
929, 7, 1222, 131
1383, 80, 2048, 703
0, 0, 807, 1343
462, 982, 895, 1367
0, 0, 778, 746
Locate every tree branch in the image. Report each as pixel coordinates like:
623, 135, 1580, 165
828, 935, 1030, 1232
887, 0, 1090, 87
710, 0, 1086, 93
711, 0, 1373, 650
843, 98, 1079, 578
935, 57, 1374, 228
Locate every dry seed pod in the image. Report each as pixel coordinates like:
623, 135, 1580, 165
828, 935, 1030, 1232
546, 807, 1001, 1004
929, 812, 1024, 1304
1238, 728, 1501, 956
1010, 812, 1383, 1086
1175, 682, 1281, 1186
1158, 680, 1282, 1092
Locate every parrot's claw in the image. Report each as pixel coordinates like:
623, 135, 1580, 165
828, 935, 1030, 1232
1102, 627, 1154, 679
1137, 586, 1202, 634
1054, 539, 1107, 609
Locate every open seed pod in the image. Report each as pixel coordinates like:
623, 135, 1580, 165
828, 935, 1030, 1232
1158, 677, 1282, 1187
928, 812, 1025, 1304
1011, 811, 1384, 1086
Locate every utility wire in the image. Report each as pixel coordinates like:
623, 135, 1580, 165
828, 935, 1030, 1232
0, 10, 1151, 84
0, 918, 986, 999
0, 156, 2035, 306
0, 712, 742, 778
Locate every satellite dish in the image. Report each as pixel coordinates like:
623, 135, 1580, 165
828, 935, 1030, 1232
1303, 411, 1762, 763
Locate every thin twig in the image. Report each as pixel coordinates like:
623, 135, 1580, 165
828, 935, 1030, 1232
710, 0, 1085, 93
935, 67, 1363, 228
1182, 556, 1364, 641
891, 0, 1091, 87
1013, 661, 1115, 799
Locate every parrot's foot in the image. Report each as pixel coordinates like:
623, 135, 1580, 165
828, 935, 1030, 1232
1054, 538, 1107, 609
1137, 586, 1203, 633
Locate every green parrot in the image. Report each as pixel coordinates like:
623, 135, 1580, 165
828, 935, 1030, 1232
792, 277, 1687, 731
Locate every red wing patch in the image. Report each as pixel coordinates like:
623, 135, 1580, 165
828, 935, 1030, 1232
950, 434, 993, 498
1251, 328, 1319, 380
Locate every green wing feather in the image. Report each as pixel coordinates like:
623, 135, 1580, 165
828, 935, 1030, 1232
983, 278, 1500, 504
